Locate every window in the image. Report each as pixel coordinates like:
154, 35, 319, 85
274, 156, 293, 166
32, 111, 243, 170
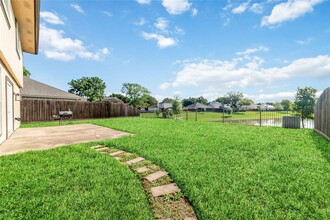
16, 21, 21, 59
1, 0, 11, 27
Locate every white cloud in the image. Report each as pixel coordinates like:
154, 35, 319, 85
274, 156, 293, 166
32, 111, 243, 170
191, 8, 198, 16
175, 27, 185, 35
70, 4, 84, 13
232, 1, 250, 14
159, 82, 171, 90
141, 32, 176, 48
135, 18, 147, 26
162, 0, 191, 15
236, 46, 269, 56
223, 0, 233, 10
160, 55, 330, 91
136, 0, 151, 4
249, 3, 265, 14
40, 11, 64, 25
296, 37, 313, 45
102, 11, 112, 17
154, 17, 169, 32
39, 24, 109, 61
247, 92, 296, 102
261, 0, 323, 27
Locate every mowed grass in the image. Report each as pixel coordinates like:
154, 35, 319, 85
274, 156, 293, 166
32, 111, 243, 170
0, 144, 153, 219
140, 110, 293, 122
19, 118, 330, 219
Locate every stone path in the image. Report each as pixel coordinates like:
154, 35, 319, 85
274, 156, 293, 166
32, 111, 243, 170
91, 146, 197, 220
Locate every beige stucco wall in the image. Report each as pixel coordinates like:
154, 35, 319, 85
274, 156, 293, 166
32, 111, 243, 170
0, 1, 23, 144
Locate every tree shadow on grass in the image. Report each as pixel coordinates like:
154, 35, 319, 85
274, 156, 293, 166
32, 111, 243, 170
310, 131, 330, 164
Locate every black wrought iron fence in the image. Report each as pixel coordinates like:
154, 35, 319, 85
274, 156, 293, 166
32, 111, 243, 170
140, 109, 314, 129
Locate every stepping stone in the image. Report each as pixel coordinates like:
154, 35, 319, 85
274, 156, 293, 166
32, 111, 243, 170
114, 157, 121, 161
109, 150, 124, 156
90, 145, 104, 149
150, 183, 180, 197
95, 147, 109, 152
136, 166, 150, 173
126, 157, 145, 165
145, 170, 168, 182
184, 218, 197, 220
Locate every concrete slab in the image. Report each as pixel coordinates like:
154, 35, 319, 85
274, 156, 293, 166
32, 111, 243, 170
151, 183, 180, 197
126, 157, 145, 165
145, 170, 168, 182
109, 150, 125, 156
136, 166, 150, 173
0, 124, 131, 156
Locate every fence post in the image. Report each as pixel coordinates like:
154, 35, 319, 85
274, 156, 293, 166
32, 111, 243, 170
222, 106, 225, 123
186, 110, 188, 121
259, 110, 262, 127
195, 109, 197, 121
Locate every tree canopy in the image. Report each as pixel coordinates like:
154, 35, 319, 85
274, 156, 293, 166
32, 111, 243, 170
110, 93, 130, 103
281, 99, 293, 111
293, 87, 317, 127
23, 67, 31, 77
68, 76, 106, 102
182, 96, 208, 107
121, 83, 150, 107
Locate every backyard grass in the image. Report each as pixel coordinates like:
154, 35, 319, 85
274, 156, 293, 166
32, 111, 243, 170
140, 110, 293, 122
0, 143, 153, 219
18, 118, 330, 219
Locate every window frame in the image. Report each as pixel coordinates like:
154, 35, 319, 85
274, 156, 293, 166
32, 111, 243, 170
0, 0, 11, 28
15, 20, 21, 59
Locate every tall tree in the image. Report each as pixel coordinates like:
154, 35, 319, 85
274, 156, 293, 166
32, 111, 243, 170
273, 102, 284, 110
281, 99, 293, 111
182, 97, 197, 107
293, 87, 317, 128
238, 98, 253, 106
162, 97, 175, 103
196, 96, 208, 105
68, 76, 106, 102
23, 67, 31, 77
226, 91, 244, 109
145, 95, 158, 107
215, 96, 230, 105
172, 96, 182, 116
121, 83, 150, 107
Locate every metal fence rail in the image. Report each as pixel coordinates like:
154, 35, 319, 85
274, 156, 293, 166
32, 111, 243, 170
140, 110, 314, 129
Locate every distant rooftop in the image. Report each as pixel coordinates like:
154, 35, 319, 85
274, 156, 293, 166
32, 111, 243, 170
21, 76, 85, 101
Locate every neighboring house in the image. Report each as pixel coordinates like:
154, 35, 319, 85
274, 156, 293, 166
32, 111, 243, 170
0, 0, 40, 144
184, 102, 209, 111
104, 96, 124, 103
21, 76, 85, 101
159, 102, 172, 109
258, 104, 275, 110
239, 104, 258, 111
207, 101, 222, 111
148, 105, 158, 112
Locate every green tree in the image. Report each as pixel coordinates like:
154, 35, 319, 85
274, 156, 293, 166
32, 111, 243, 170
182, 97, 197, 107
162, 97, 175, 104
145, 95, 158, 107
110, 93, 130, 103
121, 83, 150, 107
293, 87, 317, 128
226, 91, 244, 109
281, 99, 293, 111
68, 76, 106, 102
273, 102, 284, 110
215, 96, 230, 105
23, 67, 31, 77
172, 96, 182, 116
238, 98, 253, 106
196, 96, 208, 105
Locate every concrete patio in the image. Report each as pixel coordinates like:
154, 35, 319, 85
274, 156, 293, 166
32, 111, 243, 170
0, 124, 131, 156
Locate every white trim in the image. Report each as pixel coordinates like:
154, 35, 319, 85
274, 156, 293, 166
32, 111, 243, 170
1, 0, 11, 27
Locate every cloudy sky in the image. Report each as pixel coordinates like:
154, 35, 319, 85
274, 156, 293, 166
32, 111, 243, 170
25, 0, 330, 102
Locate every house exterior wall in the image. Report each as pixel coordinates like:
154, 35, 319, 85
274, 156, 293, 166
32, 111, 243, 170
0, 0, 23, 144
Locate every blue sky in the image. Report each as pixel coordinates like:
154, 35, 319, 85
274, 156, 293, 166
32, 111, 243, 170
25, 0, 330, 102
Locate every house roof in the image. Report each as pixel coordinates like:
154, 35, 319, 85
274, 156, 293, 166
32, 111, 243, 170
21, 76, 85, 101
185, 102, 209, 109
104, 96, 124, 103
12, 0, 40, 54
208, 101, 222, 109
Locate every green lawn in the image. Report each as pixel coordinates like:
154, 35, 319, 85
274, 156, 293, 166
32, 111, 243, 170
140, 110, 293, 122
0, 144, 153, 219
18, 118, 330, 219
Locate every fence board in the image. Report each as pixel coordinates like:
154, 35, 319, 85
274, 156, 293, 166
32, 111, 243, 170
21, 99, 140, 122
314, 87, 330, 140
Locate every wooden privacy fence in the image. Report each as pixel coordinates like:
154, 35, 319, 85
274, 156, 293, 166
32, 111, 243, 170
314, 87, 330, 141
21, 99, 140, 122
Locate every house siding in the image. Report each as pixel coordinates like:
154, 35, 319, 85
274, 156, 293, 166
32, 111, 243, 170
0, 1, 23, 144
